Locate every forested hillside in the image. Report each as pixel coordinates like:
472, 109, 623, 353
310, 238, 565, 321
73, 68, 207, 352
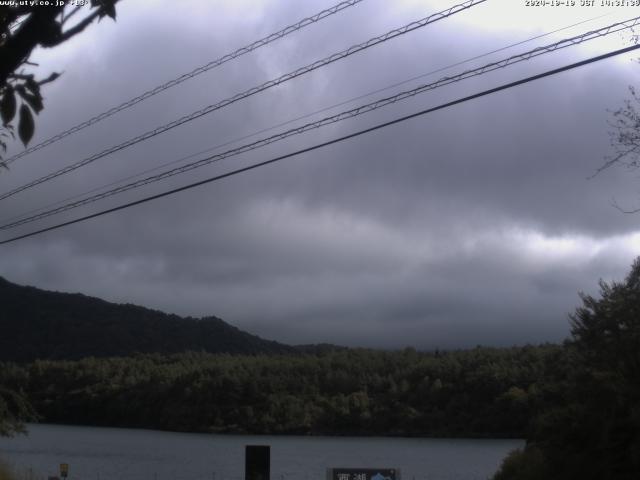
0, 277, 293, 361
2, 256, 638, 479
0, 275, 567, 438
0, 345, 564, 437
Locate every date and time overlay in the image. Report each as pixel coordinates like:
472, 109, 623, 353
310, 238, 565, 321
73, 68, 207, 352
0, 0, 639, 9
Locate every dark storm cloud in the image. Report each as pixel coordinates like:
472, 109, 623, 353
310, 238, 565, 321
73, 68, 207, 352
1, 0, 639, 349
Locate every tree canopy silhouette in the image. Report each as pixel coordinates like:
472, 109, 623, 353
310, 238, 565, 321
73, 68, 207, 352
0, 1, 119, 164
0, 1, 119, 435
494, 257, 640, 480
0, 386, 35, 437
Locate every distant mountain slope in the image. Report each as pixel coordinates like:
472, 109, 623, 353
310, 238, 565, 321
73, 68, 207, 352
0, 276, 294, 361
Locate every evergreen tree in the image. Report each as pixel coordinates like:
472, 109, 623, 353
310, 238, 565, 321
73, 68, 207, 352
494, 258, 640, 480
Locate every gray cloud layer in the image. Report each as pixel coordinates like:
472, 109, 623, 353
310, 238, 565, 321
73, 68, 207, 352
1, 0, 639, 349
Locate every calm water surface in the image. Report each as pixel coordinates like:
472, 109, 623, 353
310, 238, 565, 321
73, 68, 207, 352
0, 424, 522, 480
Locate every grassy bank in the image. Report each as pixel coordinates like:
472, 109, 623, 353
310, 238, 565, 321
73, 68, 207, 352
0, 460, 41, 480
0, 461, 17, 480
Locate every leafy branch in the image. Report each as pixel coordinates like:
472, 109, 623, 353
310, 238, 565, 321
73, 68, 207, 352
0, 1, 119, 166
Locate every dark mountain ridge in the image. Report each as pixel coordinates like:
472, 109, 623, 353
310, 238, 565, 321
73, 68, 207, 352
0, 276, 295, 361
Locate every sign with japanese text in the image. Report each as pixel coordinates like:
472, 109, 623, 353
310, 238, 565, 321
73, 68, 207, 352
329, 468, 398, 480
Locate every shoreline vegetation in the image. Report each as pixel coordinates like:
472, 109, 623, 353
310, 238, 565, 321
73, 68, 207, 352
0, 461, 14, 480
0, 345, 561, 439
0, 460, 41, 480
1, 259, 639, 479
493, 259, 640, 480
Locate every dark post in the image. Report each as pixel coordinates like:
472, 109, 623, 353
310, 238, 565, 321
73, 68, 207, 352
245, 445, 270, 480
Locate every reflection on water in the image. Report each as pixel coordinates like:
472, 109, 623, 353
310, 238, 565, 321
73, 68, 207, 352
0, 424, 522, 480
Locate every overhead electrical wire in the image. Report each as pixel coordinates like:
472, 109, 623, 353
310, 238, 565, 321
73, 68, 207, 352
1, 12, 613, 226
2, 0, 367, 166
9, 17, 27, 33
6, 8, 607, 227
31, 3, 615, 227
2, 15, 637, 231
0, 0, 487, 202
1, 43, 638, 246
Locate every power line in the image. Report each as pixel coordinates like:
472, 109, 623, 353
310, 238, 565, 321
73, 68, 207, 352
3, 15, 637, 231
2, 12, 612, 224
8, 10, 609, 226
2, 43, 638, 246
2, 0, 366, 166
5, 13, 607, 228
28, 4, 608, 227
0, 0, 487, 202
9, 16, 27, 32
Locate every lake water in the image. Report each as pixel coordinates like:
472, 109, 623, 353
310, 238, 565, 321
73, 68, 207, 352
0, 424, 522, 480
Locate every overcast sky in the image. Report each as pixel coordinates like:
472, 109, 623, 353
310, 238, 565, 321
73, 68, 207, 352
1, 0, 640, 349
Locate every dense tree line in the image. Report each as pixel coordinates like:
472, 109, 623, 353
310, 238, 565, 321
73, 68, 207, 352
0, 345, 564, 438
2, 260, 638, 478
494, 259, 640, 480
0, 386, 34, 436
